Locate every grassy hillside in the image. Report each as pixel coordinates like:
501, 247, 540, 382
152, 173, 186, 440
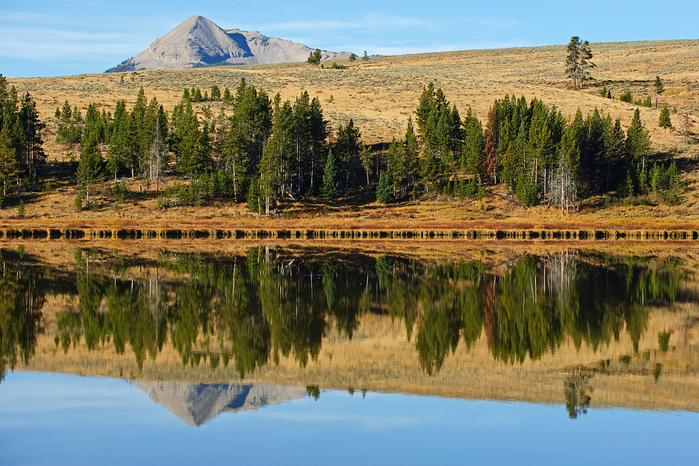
4, 39, 699, 227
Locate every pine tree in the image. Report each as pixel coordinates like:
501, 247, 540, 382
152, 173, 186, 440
462, 108, 484, 180
482, 107, 498, 184
653, 76, 664, 108
659, 106, 672, 133
321, 148, 338, 200
0, 124, 18, 198
376, 171, 392, 203
566, 37, 595, 90
334, 119, 361, 193
19, 93, 45, 179
76, 135, 102, 209
626, 108, 651, 172
307, 49, 322, 66
387, 137, 406, 197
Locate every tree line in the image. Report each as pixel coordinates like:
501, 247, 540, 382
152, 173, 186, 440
0, 75, 45, 207
377, 84, 681, 208
1, 72, 681, 213
53, 80, 377, 213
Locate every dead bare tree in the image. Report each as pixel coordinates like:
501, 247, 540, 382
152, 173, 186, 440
546, 156, 577, 213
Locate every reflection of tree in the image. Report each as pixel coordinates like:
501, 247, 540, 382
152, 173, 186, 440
256, 251, 326, 368
219, 261, 270, 378
0, 248, 687, 380
0, 278, 29, 380
415, 279, 462, 375
382, 258, 420, 341
0, 258, 45, 381
564, 368, 592, 419
489, 257, 564, 364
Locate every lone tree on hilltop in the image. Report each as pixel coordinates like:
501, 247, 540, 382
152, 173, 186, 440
654, 76, 665, 108
307, 49, 322, 66
566, 37, 595, 90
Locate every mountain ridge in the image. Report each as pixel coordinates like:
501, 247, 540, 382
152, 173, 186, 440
106, 15, 352, 72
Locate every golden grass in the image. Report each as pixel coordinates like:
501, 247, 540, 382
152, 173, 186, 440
3, 39, 699, 230
19, 300, 699, 412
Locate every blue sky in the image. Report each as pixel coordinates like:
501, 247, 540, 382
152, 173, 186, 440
1, 0, 697, 77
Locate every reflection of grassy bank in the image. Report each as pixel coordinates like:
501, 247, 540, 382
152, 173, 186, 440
21, 306, 699, 413
4, 244, 699, 412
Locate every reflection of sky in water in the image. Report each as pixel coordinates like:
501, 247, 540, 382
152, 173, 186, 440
1, 372, 697, 465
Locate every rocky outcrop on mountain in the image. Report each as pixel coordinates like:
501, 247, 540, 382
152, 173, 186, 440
134, 381, 308, 426
106, 15, 351, 72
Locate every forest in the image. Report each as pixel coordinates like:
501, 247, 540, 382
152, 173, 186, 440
0, 73, 682, 215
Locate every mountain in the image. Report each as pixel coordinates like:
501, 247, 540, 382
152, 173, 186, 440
106, 15, 352, 72
134, 381, 308, 426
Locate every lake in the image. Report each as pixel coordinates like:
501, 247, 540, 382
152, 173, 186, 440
1, 243, 698, 464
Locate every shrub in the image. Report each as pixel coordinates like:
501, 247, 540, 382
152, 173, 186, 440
619, 90, 633, 103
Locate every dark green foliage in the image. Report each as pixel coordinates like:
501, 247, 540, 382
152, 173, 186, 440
376, 171, 392, 203
566, 36, 595, 89
307, 48, 322, 65
659, 106, 672, 131
658, 332, 671, 352
334, 119, 361, 194
619, 90, 633, 103
654, 76, 665, 96
210, 85, 221, 101
0, 123, 18, 197
321, 149, 339, 200
626, 109, 651, 166
76, 135, 102, 209
56, 99, 82, 144
633, 95, 652, 107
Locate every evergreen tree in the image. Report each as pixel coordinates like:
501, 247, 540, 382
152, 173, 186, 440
0, 124, 18, 197
321, 148, 338, 200
334, 118, 361, 193
566, 37, 595, 90
659, 106, 672, 133
602, 116, 626, 192
626, 109, 651, 172
387, 137, 406, 197
76, 135, 102, 209
307, 49, 322, 66
462, 108, 485, 180
376, 171, 392, 203
653, 76, 665, 108
257, 99, 293, 213
482, 107, 498, 184
210, 85, 221, 101
404, 117, 420, 185
18, 93, 45, 179
107, 100, 128, 180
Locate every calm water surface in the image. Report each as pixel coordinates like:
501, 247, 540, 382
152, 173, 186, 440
1, 245, 698, 464
2, 372, 697, 465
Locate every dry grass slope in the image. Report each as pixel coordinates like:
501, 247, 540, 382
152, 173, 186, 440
4, 39, 699, 228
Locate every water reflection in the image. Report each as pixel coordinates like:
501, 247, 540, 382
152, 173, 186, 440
133, 381, 307, 426
0, 247, 691, 383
